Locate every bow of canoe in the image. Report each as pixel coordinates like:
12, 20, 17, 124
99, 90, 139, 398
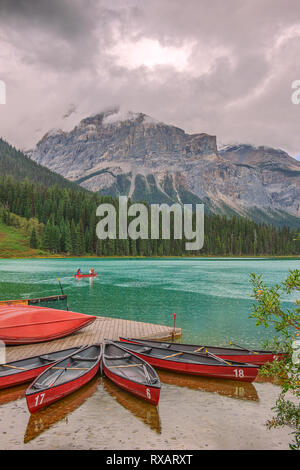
102, 341, 161, 406
0, 305, 96, 344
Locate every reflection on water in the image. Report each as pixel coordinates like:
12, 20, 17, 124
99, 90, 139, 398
102, 377, 161, 434
0, 383, 27, 405
158, 370, 259, 402
24, 376, 100, 443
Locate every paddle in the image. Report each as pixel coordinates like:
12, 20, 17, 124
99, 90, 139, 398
143, 364, 152, 384
33, 367, 68, 389
229, 341, 259, 355
205, 349, 232, 366
0, 364, 27, 370
162, 351, 184, 359
193, 346, 205, 353
49, 365, 69, 387
48, 344, 89, 386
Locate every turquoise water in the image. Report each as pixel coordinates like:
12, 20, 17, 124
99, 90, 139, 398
0, 258, 298, 348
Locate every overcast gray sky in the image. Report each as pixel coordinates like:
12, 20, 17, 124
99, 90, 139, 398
0, 0, 300, 158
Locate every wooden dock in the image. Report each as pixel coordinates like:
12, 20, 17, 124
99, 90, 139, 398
0, 295, 67, 307
5, 316, 182, 362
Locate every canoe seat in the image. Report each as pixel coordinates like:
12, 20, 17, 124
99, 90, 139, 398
140, 347, 152, 353
39, 355, 55, 362
32, 382, 46, 390
104, 354, 131, 360
71, 356, 98, 361
151, 377, 159, 383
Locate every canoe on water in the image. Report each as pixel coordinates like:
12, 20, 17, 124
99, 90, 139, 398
0, 305, 96, 344
0, 346, 84, 390
26, 344, 102, 413
119, 337, 288, 366
102, 341, 161, 406
115, 340, 259, 383
74, 273, 98, 279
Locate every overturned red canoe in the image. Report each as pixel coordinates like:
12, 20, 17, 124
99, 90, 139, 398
74, 273, 98, 279
0, 305, 96, 345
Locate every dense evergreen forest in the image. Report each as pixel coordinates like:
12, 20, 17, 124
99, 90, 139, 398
0, 138, 84, 191
0, 176, 299, 256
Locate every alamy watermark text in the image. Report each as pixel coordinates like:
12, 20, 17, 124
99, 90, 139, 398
96, 197, 204, 251
0, 80, 6, 104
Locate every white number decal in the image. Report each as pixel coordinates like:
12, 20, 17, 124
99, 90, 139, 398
146, 388, 151, 399
233, 369, 244, 378
34, 393, 45, 406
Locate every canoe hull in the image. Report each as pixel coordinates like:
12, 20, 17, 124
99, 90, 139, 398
117, 342, 259, 383
119, 338, 286, 366
74, 274, 98, 279
127, 352, 257, 382
103, 363, 160, 406
144, 353, 255, 381
216, 353, 285, 366
26, 361, 100, 413
0, 346, 83, 390
103, 342, 161, 405
0, 364, 50, 390
0, 305, 96, 345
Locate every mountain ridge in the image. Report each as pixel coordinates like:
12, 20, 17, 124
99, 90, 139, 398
0, 138, 86, 191
27, 108, 300, 227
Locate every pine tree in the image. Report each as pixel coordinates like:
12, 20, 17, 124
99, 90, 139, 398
30, 227, 38, 249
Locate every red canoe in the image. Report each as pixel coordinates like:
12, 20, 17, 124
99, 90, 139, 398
26, 344, 102, 413
102, 341, 161, 406
74, 273, 98, 279
115, 340, 259, 383
119, 337, 287, 366
0, 346, 83, 390
0, 305, 96, 345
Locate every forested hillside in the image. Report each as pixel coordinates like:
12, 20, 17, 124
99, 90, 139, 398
0, 138, 84, 191
0, 176, 299, 257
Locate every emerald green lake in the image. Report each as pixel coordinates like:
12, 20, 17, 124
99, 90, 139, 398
0, 258, 298, 348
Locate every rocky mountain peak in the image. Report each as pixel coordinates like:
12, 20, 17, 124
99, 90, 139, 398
219, 143, 300, 168
27, 110, 300, 226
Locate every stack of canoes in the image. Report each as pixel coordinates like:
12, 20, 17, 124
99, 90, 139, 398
0, 334, 287, 414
